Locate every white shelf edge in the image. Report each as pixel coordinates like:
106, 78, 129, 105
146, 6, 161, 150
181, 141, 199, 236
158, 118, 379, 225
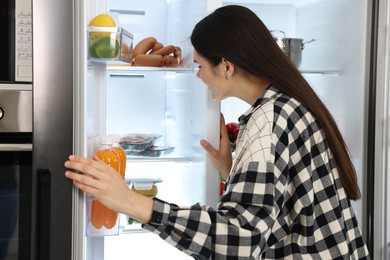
105, 65, 196, 73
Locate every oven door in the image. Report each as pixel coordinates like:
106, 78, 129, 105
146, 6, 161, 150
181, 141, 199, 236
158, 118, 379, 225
0, 134, 32, 260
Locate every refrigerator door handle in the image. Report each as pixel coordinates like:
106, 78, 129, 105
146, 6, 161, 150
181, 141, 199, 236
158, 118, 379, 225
36, 169, 51, 260
0, 143, 32, 151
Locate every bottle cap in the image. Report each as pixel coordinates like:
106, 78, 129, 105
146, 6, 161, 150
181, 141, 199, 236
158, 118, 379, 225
100, 136, 113, 145
108, 134, 120, 143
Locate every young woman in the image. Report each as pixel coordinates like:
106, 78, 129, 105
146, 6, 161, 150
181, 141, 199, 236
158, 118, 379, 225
65, 5, 370, 259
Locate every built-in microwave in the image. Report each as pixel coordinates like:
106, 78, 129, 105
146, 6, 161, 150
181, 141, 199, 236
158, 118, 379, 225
0, 0, 32, 87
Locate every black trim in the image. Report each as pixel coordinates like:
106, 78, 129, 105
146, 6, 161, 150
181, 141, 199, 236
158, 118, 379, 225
0, 132, 32, 144
0, 0, 16, 82
36, 169, 51, 260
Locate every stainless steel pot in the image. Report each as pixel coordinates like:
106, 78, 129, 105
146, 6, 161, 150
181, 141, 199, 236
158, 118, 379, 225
270, 30, 315, 68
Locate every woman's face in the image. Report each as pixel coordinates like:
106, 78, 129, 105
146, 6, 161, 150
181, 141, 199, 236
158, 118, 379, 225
194, 50, 230, 101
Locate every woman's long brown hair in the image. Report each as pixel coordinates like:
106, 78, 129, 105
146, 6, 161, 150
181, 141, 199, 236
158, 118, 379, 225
191, 5, 361, 200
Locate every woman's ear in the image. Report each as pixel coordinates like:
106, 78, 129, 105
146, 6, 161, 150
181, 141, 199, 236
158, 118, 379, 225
222, 58, 234, 80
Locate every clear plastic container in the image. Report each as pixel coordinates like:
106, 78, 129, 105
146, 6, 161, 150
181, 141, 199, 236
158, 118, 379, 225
88, 26, 134, 64
124, 177, 162, 226
119, 134, 161, 152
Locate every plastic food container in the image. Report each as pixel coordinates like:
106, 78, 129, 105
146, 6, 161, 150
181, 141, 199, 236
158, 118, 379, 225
88, 26, 133, 64
126, 177, 162, 194
124, 177, 162, 225
119, 134, 161, 152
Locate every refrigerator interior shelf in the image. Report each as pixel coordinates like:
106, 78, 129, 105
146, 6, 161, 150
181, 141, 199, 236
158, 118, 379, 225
224, 0, 307, 5
107, 65, 196, 73
105, 66, 338, 75
126, 154, 203, 163
88, 60, 133, 66
300, 70, 340, 76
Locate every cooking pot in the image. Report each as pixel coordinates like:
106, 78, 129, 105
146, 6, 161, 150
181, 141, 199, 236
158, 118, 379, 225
270, 30, 315, 68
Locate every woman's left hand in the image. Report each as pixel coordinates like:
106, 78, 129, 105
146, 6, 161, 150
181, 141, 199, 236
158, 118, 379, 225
200, 113, 232, 180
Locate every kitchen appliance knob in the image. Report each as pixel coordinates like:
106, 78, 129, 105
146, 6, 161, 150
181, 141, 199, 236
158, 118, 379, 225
0, 106, 4, 120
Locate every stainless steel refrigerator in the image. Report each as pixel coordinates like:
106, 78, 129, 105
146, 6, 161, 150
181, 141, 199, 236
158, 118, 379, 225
33, 0, 220, 259
30, 0, 390, 259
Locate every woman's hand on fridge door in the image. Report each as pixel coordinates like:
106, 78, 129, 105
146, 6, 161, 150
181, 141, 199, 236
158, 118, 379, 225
64, 155, 154, 224
200, 113, 232, 180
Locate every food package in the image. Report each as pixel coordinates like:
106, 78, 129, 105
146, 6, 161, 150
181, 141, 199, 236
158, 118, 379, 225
118, 134, 161, 152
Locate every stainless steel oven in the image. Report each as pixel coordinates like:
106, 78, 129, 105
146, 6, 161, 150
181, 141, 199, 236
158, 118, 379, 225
0, 90, 32, 260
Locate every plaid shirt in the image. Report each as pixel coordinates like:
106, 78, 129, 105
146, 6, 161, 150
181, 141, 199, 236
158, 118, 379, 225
143, 86, 370, 259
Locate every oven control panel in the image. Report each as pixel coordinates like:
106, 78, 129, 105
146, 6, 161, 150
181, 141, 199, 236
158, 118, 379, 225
15, 0, 32, 82
0, 90, 32, 132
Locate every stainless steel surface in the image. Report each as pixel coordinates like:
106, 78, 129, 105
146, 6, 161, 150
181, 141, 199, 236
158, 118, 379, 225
0, 143, 32, 151
32, 0, 74, 258
0, 84, 32, 91
0, 90, 32, 132
270, 30, 315, 68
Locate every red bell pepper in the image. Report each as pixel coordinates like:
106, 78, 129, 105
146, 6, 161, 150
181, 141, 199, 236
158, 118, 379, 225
220, 181, 225, 196
226, 122, 239, 151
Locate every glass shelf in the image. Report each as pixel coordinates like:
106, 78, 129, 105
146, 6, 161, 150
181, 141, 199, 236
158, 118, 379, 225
126, 154, 203, 163
104, 66, 339, 75
106, 65, 196, 73
300, 70, 340, 76
97, 62, 341, 76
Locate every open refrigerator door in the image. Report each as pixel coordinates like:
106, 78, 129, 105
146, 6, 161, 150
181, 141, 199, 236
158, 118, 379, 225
73, 0, 221, 259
